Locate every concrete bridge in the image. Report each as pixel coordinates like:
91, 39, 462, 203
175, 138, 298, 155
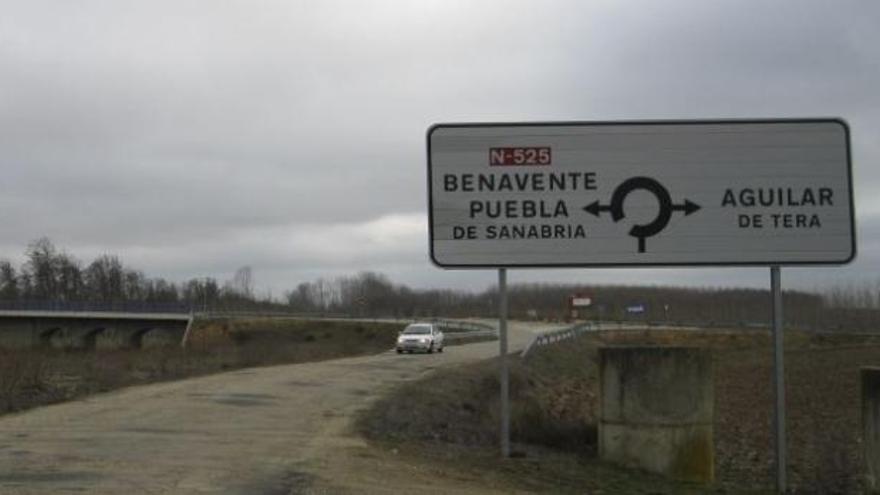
0, 310, 193, 350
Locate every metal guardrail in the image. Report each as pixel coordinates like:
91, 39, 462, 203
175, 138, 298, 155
431, 318, 495, 333
430, 319, 498, 341
443, 329, 499, 341
521, 322, 592, 358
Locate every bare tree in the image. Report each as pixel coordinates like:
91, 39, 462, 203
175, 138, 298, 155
230, 266, 254, 298
56, 253, 83, 302
84, 255, 125, 302
23, 237, 59, 299
0, 261, 19, 300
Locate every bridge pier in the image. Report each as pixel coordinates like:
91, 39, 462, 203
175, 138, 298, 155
0, 318, 39, 348
136, 328, 181, 348
93, 327, 133, 350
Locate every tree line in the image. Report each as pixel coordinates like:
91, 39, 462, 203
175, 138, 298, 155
286, 274, 815, 323
0, 238, 264, 311
286, 273, 880, 331
1, 238, 877, 330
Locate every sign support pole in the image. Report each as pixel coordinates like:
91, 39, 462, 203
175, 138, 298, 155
498, 268, 510, 458
771, 265, 787, 493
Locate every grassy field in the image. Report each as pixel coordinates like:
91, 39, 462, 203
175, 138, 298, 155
357, 328, 880, 494
0, 318, 404, 415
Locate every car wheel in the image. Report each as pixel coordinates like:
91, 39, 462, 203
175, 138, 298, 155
396, 349, 402, 354
438, 346, 444, 353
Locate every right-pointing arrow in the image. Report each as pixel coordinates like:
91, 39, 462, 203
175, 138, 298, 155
672, 200, 701, 216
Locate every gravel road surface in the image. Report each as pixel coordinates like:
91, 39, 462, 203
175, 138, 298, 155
0, 321, 555, 494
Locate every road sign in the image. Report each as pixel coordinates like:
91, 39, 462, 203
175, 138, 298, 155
626, 304, 647, 314
571, 295, 592, 307
427, 119, 854, 268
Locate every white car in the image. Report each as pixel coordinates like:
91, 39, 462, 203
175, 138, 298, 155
396, 323, 444, 354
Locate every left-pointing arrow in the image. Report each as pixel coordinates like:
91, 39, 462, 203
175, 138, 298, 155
583, 201, 612, 217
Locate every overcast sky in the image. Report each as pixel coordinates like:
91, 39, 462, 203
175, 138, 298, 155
0, 0, 878, 296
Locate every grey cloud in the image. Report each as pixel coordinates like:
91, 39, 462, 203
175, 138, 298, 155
0, 0, 877, 295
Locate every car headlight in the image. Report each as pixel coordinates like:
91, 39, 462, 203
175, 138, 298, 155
420, 338, 429, 343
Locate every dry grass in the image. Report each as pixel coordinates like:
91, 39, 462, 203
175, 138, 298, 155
358, 328, 880, 494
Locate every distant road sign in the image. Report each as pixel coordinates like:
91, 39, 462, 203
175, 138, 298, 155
427, 119, 854, 268
571, 296, 592, 307
626, 304, 647, 314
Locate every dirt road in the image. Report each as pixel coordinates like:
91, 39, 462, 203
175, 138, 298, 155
0, 321, 552, 494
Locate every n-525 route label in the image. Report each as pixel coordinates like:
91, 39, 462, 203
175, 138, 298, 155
427, 119, 854, 268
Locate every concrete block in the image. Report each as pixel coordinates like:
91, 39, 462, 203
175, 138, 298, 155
863, 367, 880, 493
599, 346, 714, 483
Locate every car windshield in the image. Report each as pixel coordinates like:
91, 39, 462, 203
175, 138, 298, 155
403, 325, 431, 335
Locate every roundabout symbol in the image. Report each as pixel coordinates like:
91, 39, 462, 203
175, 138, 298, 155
583, 177, 701, 253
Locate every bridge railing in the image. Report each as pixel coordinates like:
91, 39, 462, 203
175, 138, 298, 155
0, 300, 193, 314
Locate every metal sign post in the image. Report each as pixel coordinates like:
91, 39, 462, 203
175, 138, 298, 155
771, 265, 787, 492
498, 268, 510, 458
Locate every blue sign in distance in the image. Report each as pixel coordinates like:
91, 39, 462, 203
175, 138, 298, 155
626, 304, 647, 314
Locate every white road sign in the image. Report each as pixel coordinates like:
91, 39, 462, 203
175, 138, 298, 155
427, 119, 854, 268
571, 297, 592, 307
